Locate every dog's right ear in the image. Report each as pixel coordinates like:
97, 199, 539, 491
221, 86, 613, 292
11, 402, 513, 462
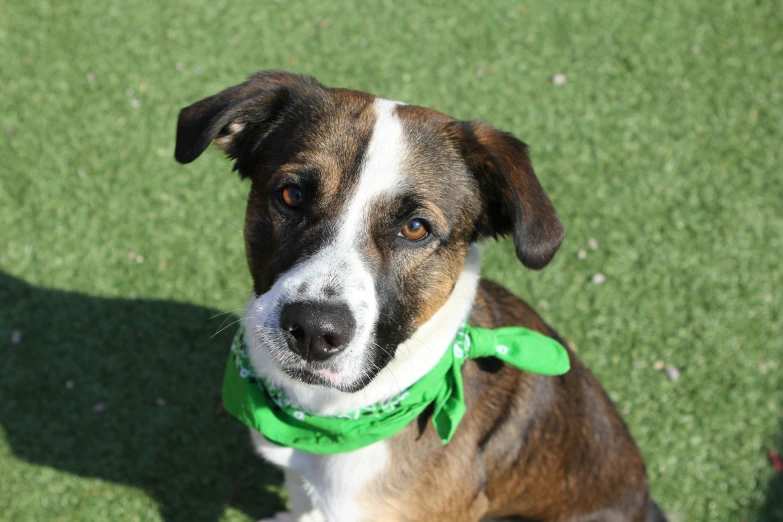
175, 70, 319, 169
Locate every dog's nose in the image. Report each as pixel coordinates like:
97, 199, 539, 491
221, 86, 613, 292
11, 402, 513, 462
280, 302, 356, 362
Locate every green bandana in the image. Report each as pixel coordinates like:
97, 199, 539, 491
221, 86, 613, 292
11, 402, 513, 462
222, 323, 570, 455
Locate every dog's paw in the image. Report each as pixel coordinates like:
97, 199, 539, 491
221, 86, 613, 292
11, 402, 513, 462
257, 513, 291, 522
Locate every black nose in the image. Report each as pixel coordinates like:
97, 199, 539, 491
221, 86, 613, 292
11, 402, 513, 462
280, 302, 356, 362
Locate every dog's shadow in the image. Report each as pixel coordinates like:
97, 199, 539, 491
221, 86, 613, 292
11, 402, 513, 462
0, 271, 284, 521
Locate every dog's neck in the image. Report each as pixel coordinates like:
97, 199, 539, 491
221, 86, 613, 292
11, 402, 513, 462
243, 245, 482, 416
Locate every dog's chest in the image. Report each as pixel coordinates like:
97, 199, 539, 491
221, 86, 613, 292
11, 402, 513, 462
251, 430, 390, 521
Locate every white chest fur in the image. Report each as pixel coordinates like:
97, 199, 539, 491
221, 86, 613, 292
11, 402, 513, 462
252, 430, 389, 522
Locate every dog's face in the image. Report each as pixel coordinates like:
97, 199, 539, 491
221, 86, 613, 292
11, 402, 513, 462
176, 71, 564, 394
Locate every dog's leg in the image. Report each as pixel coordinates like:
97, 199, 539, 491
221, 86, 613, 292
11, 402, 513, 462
259, 471, 324, 522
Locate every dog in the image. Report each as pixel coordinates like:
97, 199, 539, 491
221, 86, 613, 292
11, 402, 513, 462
175, 70, 667, 522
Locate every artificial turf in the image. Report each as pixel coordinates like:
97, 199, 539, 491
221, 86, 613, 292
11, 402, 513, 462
1, 0, 781, 520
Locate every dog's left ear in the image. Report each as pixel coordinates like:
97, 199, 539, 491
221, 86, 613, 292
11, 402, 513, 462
454, 120, 565, 270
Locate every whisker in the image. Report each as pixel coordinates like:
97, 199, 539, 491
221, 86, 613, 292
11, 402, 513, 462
211, 305, 256, 338
211, 317, 244, 339
208, 308, 247, 321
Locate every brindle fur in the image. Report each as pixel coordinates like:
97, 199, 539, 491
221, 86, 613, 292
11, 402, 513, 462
370, 279, 658, 521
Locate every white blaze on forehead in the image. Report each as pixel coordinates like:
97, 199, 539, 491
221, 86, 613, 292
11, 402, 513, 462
244, 98, 437, 415
336, 98, 407, 243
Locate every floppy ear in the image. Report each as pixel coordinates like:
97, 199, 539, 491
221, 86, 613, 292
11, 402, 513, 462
455, 120, 565, 270
174, 70, 319, 168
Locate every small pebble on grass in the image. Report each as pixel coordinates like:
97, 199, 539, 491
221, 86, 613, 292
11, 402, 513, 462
65, 380, 74, 389
11, 329, 22, 344
577, 249, 587, 260
537, 300, 550, 310
92, 403, 106, 413
476, 66, 493, 77
653, 360, 665, 371
156, 398, 166, 407
666, 366, 680, 382
588, 238, 599, 250
86, 73, 96, 83
552, 73, 567, 86
591, 273, 606, 285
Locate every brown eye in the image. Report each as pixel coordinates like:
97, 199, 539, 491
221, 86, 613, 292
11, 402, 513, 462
280, 186, 304, 208
400, 219, 429, 241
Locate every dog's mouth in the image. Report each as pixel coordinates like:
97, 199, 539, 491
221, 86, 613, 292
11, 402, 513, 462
281, 365, 346, 388
256, 326, 357, 390
268, 346, 380, 393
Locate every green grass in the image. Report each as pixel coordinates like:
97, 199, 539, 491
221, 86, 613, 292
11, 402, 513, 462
1, 0, 781, 520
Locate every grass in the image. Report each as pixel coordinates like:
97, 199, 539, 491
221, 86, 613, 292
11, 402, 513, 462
1, 0, 781, 520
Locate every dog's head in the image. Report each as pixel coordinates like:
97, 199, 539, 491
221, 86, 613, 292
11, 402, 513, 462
176, 71, 564, 402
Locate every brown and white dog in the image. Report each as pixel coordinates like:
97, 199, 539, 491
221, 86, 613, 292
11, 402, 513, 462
175, 71, 667, 522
